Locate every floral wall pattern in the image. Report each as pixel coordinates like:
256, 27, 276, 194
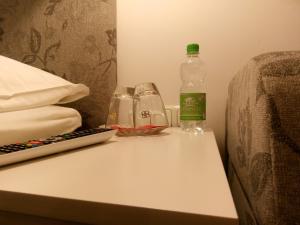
0, 0, 117, 128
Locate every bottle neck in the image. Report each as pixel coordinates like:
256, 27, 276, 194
187, 53, 199, 58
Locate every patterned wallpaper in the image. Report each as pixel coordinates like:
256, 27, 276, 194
0, 0, 117, 128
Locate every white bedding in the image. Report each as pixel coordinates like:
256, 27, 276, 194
0, 55, 89, 113
0, 106, 81, 145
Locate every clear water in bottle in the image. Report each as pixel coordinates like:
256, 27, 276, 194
180, 43, 206, 134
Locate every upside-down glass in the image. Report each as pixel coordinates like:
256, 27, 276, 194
106, 86, 134, 130
133, 82, 168, 132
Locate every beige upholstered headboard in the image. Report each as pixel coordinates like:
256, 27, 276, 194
0, 0, 117, 128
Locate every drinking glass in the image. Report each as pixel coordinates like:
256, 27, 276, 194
133, 82, 168, 132
106, 86, 134, 129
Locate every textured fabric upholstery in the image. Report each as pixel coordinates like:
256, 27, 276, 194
0, 0, 117, 128
226, 51, 300, 225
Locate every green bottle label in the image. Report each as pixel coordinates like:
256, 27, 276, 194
180, 93, 206, 121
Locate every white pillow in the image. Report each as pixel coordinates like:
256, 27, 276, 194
0, 55, 89, 112
0, 105, 82, 145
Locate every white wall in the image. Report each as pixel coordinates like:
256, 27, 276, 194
117, 0, 300, 157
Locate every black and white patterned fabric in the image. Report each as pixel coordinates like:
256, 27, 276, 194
0, 0, 117, 128
226, 51, 300, 225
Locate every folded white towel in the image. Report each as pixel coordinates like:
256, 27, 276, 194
0, 106, 82, 145
0, 55, 89, 113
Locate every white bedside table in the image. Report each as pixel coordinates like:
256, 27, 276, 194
0, 128, 238, 225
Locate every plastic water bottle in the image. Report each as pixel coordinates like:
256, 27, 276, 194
180, 43, 206, 134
